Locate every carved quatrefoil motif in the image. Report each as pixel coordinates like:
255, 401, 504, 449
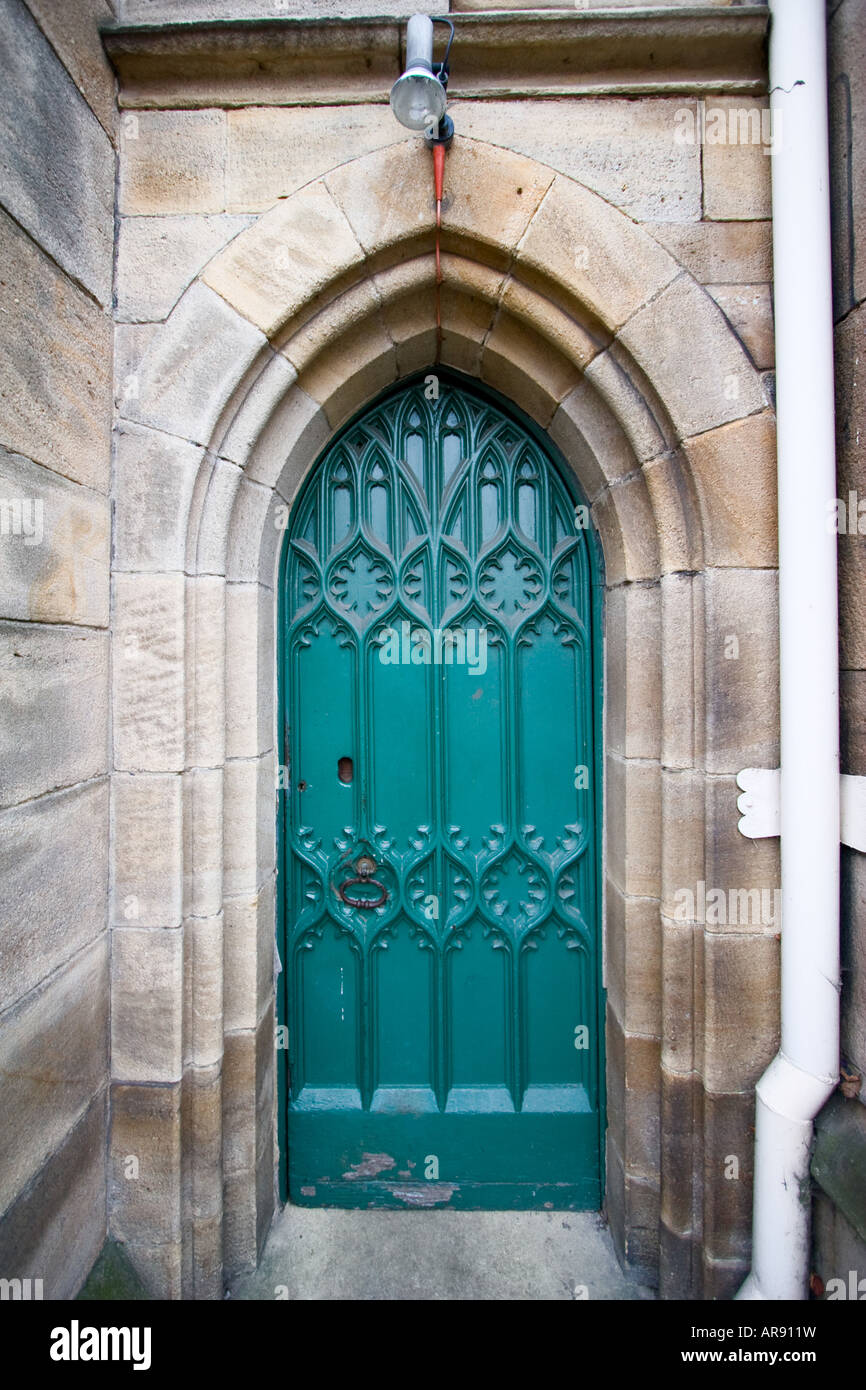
330, 548, 394, 617
479, 548, 542, 618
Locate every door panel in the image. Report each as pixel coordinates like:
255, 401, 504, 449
279, 375, 602, 1209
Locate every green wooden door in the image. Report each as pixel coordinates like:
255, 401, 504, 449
278, 373, 603, 1209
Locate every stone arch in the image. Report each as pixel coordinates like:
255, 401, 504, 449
110, 137, 780, 1300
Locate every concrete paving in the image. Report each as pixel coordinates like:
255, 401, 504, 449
229, 1207, 657, 1301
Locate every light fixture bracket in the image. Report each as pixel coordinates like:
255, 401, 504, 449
390, 14, 456, 141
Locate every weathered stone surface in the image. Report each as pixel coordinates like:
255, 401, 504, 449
111, 927, 183, 1083
223, 1168, 257, 1276
661, 571, 703, 770
661, 768, 706, 923
592, 474, 659, 585
451, 98, 701, 223
659, 1066, 698, 1236
24, 0, 117, 140
226, 475, 287, 586
217, 350, 296, 474
185, 575, 226, 770
183, 914, 223, 1068
248, 384, 327, 504
112, 773, 183, 928
605, 581, 661, 760
0, 936, 108, 1212
0, 211, 112, 491
227, 105, 404, 212
457, 0, 752, 6
117, 0, 419, 16
583, 346, 670, 464
835, 303, 866, 671
180, 1066, 223, 1299
684, 411, 777, 568
222, 1008, 275, 1265
203, 182, 364, 340
192, 456, 241, 577
256, 881, 277, 1024
0, 446, 109, 627
516, 172, 678, 332
608, 1010, 662, 1180
841, 671, 866, 777
835, 301, 866, 496
109, 1082, 182, 1250
116, 214, 256, 322
223, 1028, 256, 1180
114, 321, 158, 401
499, 276, 600, 372
550, 377, 639, 503
659, 1220, 700, 1300
328, 138, 553, 269
288, 272, 396, 378
703, 1090, 755, 1261
119, 281, 267, 448
255, 1002, 276, 1253
618, 274, 765, 440
606, 754, 662, 900
642, 450, 703, 575
226, 583, 273, 760
812, 1188, 866, 1299
480, 312, 580, 427
840, 535, 866, 675
223, 895, 259, 1036
296, 318, 398, 432
702, 931, 779, 1093
829, 0, 866, 314
113, 573, 185, 772
701, 1253, 749, 1300
841, 848, 866, 1080
0, 781, 108, 1013
382, 254, 501, 381
0, 0, 114, 303
645, 218, 772, 284
119, 109, 226, 215
0, 1093, 107, 1300
706, 284, 774, 370
661, 919, 702, 1075
182, 766, 223, 922
703, 566, 779, 775
704, 775, 781, 930
223, 753, 275, 899
812, 1092, 866, 1247
702, 97, 773, 220
605, 882, 662, 1039
0, 622, 108, 805
114, 421, 204, 572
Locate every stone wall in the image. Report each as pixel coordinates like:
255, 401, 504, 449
812, 0, 866, 1294
0, 0, 116, 1298
106, 2, 780, 1299
0, 0, 803, 1302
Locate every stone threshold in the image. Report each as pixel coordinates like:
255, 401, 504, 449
102, 7, 769, 109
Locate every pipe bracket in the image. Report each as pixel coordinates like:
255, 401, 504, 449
736, 768, 866, 851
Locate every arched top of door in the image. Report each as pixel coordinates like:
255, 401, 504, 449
115, 136, 774, 591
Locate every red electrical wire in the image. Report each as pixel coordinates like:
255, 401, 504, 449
433, 142, 445, 364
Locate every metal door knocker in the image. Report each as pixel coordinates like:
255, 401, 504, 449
336, 855, 388, 909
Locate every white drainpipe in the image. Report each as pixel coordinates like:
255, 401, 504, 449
737, 0, 840, 1301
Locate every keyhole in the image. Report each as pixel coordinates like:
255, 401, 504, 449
338, 756, 353, 785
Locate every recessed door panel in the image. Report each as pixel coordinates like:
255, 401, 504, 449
279, 374, 602, 1209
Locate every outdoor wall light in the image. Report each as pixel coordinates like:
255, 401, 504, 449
390, 13, 455, 145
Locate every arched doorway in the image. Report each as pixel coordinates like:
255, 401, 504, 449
277, 371, 604, 1209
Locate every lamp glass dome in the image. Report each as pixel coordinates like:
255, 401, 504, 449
389, 66, 447, 132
